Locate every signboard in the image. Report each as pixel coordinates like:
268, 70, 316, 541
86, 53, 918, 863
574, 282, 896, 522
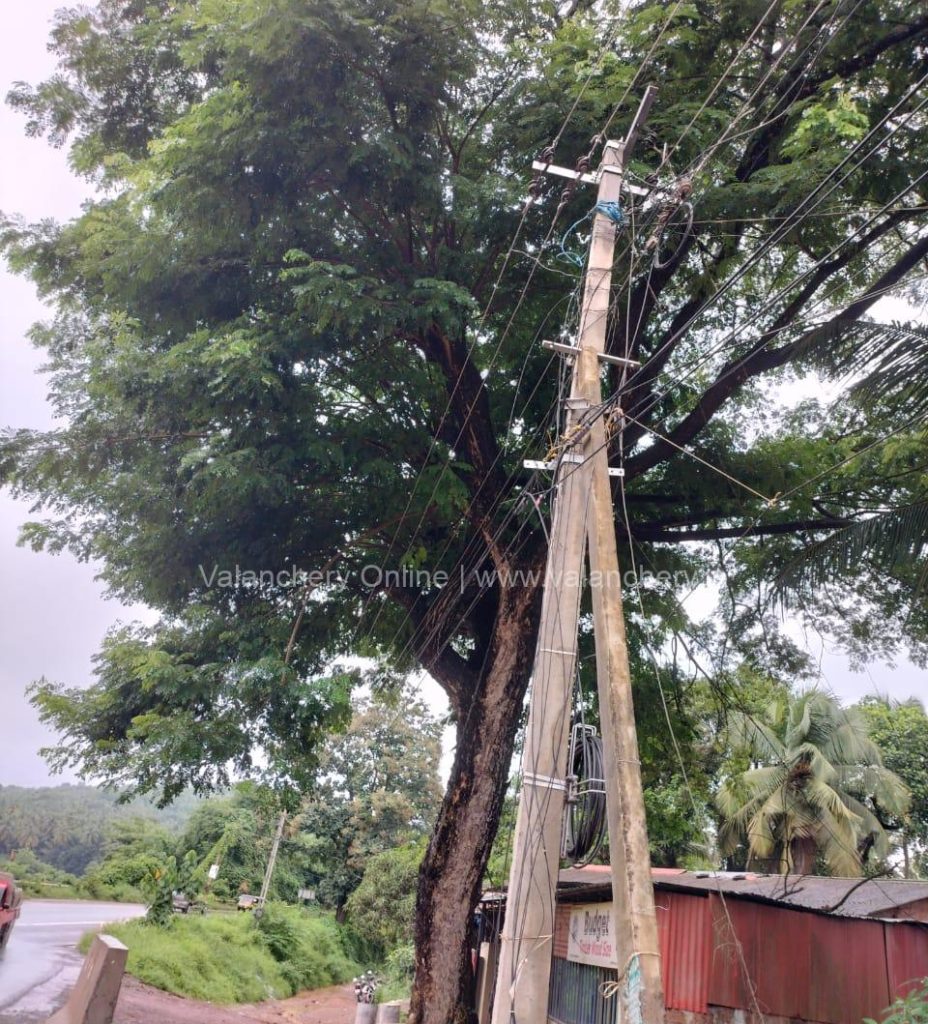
208, 864, 220, 880
297, 888, 316, 902
566, 902, 619, 969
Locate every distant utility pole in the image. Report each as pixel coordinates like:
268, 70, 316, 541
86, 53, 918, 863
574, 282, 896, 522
490, 86, 664, 1024
257, 810, 286, 911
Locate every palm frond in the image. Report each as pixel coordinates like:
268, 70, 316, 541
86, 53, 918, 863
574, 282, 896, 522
786, 693, 816, 748
823, 710, 880, 768
819, 320, 928, 419
836, 764, 911, 816
775, 500, 928, 604
839, 793, 890, 860
818, 820, 863, 877
716, 779, 766, 824
746, 809, 777, 860
792, 743, 838, 786
727, 711, 786, 762
803, 779, 861, 828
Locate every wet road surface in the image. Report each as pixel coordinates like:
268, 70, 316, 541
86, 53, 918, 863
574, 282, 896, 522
0, 899, 145, 1021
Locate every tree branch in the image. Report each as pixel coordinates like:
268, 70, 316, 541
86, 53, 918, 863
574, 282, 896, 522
624, 230, 928, 480
632, 518, 852, 543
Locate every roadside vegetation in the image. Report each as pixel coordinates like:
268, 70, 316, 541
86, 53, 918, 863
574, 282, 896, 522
6, 688, 927, 1010
81, 903, 357, 1003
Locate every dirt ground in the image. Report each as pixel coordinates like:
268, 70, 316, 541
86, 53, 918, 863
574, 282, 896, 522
113, 977, 359, 1024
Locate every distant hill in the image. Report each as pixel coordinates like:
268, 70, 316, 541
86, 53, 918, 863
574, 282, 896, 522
0, 784, 201, 875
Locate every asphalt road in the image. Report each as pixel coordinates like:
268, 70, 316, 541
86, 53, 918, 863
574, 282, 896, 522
0, 899, 145, 1022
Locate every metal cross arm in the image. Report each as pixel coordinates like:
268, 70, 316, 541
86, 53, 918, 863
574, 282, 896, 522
530, 84, 659, 200
531, 160, 650, 196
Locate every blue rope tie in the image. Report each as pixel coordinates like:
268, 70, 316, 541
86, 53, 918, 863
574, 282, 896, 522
556, 210, 593, 268
595, 200, 625, 225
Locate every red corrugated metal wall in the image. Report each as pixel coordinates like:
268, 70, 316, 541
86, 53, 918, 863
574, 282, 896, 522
808, 913, 890, 1023
553, 891, 928, 1023
707, 893, 761, 1012
656, 890, 711, 1013
709, 895, 814, 1019
886, 920, 928, 1000
705, 894, 922, 1024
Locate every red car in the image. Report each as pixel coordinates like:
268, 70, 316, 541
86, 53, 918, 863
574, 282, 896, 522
0, 873, 23, 953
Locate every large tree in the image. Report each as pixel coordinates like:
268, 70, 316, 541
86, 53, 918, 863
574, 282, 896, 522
4, 0, 928, 1019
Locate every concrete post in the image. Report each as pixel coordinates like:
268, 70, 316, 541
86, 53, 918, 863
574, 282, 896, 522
46, 934, 128, 1024
354, 1004, 377, 1024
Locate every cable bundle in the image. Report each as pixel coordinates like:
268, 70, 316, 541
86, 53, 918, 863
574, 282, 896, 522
563, 723, 608, 866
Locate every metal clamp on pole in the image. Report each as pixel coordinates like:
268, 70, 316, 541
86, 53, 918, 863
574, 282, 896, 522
522, 772, 568, 793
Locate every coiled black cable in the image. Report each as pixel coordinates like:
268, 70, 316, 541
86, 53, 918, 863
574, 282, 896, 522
563, 725, 608, 866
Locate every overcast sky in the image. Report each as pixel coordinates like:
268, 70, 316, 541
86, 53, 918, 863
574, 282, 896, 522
0, 2, 152, 787
1, 3, 925, 791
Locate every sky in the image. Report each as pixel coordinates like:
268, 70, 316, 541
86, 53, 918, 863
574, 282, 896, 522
0, 3, 925, 791
0, 2, 154, 787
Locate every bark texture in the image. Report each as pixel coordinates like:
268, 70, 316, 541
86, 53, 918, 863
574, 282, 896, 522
408, 579, 542, 1024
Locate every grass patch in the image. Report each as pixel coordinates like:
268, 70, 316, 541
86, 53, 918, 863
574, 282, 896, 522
82, 904, 357, 1003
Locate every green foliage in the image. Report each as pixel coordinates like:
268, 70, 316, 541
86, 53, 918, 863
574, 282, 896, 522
864, 977, 928, 1024
379, 942, 416, 1002
644, 777, 712, 868
346, 842, 424, 957
143, 850, 200, 926
0, 784, 196, 876
7, 0, 928, 813
177, 784, 279, 900
171, 697, 441, 911
718, 690, 911, 876
0, 850, 82, 899
85, 909, 356, 1001
84, 817, 175, 898
5, 1, 928, 1012
255, 902, 357, 991
857, 697, 928, 875
0, 785, 197, 904
297, 695, 443, 912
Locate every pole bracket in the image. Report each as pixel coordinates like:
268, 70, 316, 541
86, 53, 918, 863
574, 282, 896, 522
542, 340, 640, 368
522, 772, 568, 792
524, 455, 583, 472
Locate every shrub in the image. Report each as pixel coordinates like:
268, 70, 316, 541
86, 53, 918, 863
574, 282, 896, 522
377, 942, 416, 1002
255, 902, 356, 991
85, 906, 357, 1002
865, 978, 928, 1024
345, 842, 423, 957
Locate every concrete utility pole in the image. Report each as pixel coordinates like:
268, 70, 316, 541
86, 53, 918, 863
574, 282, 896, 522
581, 118, 665, 1024
257, 810, 286, 911
490, 86, 664, 1024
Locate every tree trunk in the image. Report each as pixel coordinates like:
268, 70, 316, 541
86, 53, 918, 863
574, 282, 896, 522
408, 582, 541, 1024
789, 836, 818, 875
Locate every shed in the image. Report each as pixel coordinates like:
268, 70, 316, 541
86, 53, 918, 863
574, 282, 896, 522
477, 868, 928, 1024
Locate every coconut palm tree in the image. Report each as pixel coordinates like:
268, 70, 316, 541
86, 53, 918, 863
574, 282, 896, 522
717, 690, 910, 876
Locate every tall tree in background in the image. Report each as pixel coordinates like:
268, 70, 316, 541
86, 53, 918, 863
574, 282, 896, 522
299, 694, 443, 914
3, 1, 928, 1018
857, 696, 928, 877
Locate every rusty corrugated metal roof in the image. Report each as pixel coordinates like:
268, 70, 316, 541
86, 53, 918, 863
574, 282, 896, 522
554, 866, 928, 920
